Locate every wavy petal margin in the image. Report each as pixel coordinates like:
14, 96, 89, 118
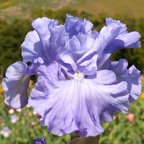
2, 62, 30, 108
29, 64, 129, 137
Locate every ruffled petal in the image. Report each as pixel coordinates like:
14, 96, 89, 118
94, 18, 141, 68
94, 18, 126, 68
65, 15, 93, 36
106, 18, 127, 33
29, 66, 129, 137
58, 48, 98, 78
32, 17, 59, 60
116, 32, 141, 48
37, 62, 60, 84
77, 51, 98, 76
94, 70, 117, 85
97, 18, 126, 53
48, 26, 70, 60
105, 32, 141, 54
32, 17, 58, 40
29, 62, 66, 102
28, 63, 62, 113
2, 62, 30, 108
26, 57, 44, 75
57, 54, 77, 79
49, 27, 96, 62
126, 65, 141, 102
109, 59, 141, 102
21, 31, 45, 63
66, 34, 96, 61
108, 59, 128, 75
106, 18, 141, 49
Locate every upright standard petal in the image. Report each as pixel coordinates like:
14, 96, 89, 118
48, 26, 69, 60
48, 26, 96, 61
77, 50, 98, 77
94, 18, 141, 68
21, 30, 45, 63
65, 34, 96, 61
65, 15, 93, 36
2, 62, 30, 108
32, 17, 58, 41
106, 18, 141, 49
32, 17, 59, 61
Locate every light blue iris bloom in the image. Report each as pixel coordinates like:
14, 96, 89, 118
2, 15, 141, 137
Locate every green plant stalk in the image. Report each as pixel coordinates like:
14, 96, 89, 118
68, 135, 100, 144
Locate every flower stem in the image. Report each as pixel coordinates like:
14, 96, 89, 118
68, 135, 100, 144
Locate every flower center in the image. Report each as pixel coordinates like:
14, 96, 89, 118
74, 72, 84, 81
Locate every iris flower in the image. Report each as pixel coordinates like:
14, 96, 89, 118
2, 15, 141, 137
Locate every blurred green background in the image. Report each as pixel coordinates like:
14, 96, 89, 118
0, 0, 144, 143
